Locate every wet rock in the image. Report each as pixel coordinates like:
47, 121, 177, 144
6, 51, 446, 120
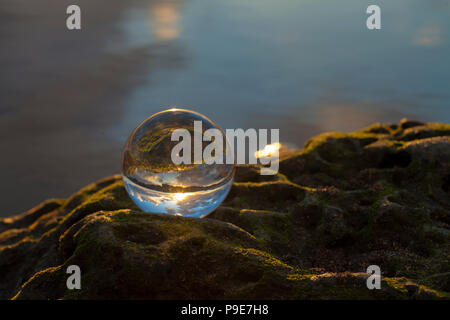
1, 120, 449, 299
403, 136, 450, 163
399, 118, 424, 130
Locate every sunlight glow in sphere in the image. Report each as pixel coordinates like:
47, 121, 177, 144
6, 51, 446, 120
121, 108, 235, 218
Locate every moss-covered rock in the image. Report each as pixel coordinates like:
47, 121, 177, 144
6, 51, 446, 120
1, 120, 449, 299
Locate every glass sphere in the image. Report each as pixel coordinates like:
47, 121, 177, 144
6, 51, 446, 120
122, 108, 234, 218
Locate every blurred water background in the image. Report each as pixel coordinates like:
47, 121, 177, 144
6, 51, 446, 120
1, 0, 449, 215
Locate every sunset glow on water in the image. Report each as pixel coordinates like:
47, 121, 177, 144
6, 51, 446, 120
1, 0, 449, 215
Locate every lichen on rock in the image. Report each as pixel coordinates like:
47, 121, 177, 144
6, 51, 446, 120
1, 120, 449, 299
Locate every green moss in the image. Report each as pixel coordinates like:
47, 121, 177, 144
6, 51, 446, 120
368, 184, 396, 212
12, 265, 66, 300
362, 123, 392, 134
4, 120, 450, 300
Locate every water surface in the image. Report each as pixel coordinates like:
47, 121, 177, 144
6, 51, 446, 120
1, 0, 449, 215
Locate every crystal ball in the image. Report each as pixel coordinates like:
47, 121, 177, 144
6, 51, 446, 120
121, 108, 235, 218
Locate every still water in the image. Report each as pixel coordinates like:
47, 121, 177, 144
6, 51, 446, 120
0, 0, 449, 215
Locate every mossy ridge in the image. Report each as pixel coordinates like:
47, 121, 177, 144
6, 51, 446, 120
16, 209, 448, 299
267, 120, 449, 292
0, 176, 137, 299
395, 123, 450, 141
2, 120, 449, 299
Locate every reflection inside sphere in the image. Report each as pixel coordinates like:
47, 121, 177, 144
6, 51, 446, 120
121, 108, 234, 218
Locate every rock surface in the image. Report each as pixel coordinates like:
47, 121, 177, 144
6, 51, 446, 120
1, 120, 449, 299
